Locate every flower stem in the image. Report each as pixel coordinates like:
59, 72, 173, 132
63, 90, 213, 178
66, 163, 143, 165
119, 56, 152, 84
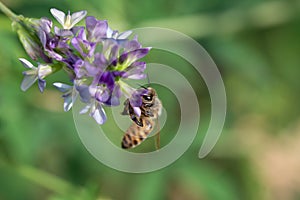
0, 159, 76, 195
16, 165, 75, 195
0, 1, 19, 21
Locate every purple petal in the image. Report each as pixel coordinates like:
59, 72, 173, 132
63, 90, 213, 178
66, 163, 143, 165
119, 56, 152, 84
53, 82, 72, 93
84, 63, 100, 77
76, 84, 91, 103
71, 26, 83, 35
114, 84, 122, 98
39, 18, 52, 33
80, 104, 90, 114
105, 95, 120, 106
133, 106, 141, 117
129, 88, 148, 107
38, 30, 47, 48
77, 27, 87, 40
109, 44, 119, 63
119, 48, 151, 65
86, 16, 108, 42
104, 84, 121, 106
95, 87, 110, 102
94, 53, 107, 67
123, 61, 146, 79
71, 28, 96, 57
38, 79, 46, 92
74, 59, 85, 78
123, 36, 141, 52
86, 53, 107, 75
54, 26, 73, 37
99, 71, 115, 90
112, 71, 126, 77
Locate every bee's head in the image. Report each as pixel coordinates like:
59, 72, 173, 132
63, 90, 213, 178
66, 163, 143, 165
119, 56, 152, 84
142, 87, 156, 103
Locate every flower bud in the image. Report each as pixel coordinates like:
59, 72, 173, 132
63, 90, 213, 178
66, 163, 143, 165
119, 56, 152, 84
12, 17, 51, 62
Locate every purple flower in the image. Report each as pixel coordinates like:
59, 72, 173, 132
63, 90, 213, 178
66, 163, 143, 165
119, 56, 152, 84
122, 61, 147, 79
86, 16, 108, 42
80, 99, 107, 125
71, 27, 96, 58
89, 101, 107, 124
89, 85, 110, 103
39, 31, 69, 61
19, 58, 53, 92
119, 47, 151, 67
106, 26, 132, 40
17, 9, 153, 126
75, 83, 91, 103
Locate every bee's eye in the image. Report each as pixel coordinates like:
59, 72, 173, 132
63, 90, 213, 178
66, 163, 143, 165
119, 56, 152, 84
143, 95, 152, 101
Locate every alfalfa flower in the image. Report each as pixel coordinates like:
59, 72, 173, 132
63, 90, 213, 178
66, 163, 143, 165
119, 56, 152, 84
53, 82, 75, 111
19, 58, 60, 92
1, 2, 152, 125
50, 8, 87, 30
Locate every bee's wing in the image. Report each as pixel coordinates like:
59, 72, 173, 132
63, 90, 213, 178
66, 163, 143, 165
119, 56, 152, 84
121, 99, 143, 126
121, 99, 130, 115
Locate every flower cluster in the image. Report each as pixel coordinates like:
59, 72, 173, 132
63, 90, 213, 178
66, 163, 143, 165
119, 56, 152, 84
17, 8, 151, 124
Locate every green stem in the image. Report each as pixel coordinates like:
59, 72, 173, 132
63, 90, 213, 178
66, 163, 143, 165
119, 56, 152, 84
0, 160, 76, 195
16, 165, 75, 195
0, 1, 19, 21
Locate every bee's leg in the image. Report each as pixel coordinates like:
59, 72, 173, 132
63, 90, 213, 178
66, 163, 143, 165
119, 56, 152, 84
144, 110, 154, 117
154, 118, 160, 150
131, 115, 143, 127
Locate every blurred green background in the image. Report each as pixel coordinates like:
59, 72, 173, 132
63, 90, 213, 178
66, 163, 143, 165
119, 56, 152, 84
1, 0, 300, 199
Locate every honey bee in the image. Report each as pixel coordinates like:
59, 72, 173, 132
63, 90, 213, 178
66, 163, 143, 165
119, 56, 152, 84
121, 87, 162, 149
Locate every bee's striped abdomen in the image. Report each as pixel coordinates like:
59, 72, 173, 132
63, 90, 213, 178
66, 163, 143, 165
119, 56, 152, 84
121, 118, 154, 149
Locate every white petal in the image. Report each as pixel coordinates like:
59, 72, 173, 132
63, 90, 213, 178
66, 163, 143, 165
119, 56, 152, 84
118, 30, 132, 39
53, 82, 72, 93
91, 103, 106, 124
70, 10, 87, 27
21, 74, 38, 91
106, 26, 113, 38
50, 8, 66, 26
88, 85, 98, 97
133, 106, 141, 117
63, 94, 73, 111
19, 58, 35, 69
80, 104, 90, 114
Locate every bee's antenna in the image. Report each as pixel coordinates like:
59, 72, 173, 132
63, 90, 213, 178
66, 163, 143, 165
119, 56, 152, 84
137, 83, 147, 89
147, 73, 151, 87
